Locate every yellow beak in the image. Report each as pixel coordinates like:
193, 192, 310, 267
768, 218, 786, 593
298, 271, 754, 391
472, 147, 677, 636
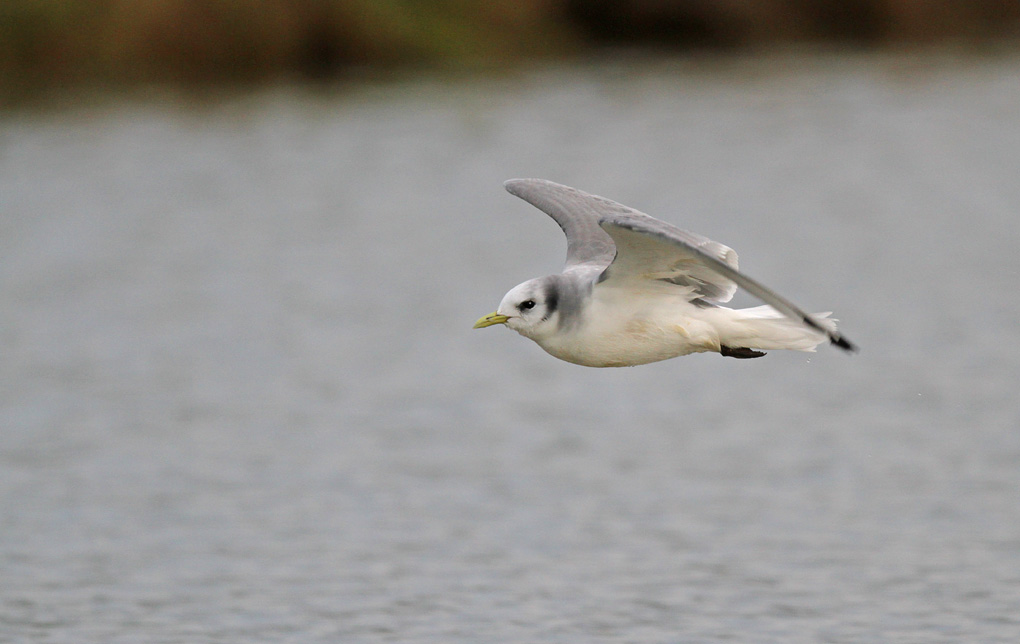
473, 312, 509, 329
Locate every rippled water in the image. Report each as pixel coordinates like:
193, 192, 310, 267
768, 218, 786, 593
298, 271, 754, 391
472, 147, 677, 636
3, 55, 1019, 643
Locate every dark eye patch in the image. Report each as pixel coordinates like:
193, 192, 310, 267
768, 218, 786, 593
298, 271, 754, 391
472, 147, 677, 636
519, 300, 536, 311
543, 283, 558, 316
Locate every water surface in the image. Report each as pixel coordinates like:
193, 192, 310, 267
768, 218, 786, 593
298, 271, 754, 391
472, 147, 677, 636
2, 55, 1019, 643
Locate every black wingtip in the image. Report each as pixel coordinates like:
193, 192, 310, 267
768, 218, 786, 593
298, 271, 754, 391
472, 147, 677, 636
830, 335, 859, 354
801, 315, 858, 354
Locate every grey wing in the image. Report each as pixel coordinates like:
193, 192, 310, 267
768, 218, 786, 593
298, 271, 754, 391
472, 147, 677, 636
504, 179, 617, 270
600, 213, 857, 352
596, 211, 740, 303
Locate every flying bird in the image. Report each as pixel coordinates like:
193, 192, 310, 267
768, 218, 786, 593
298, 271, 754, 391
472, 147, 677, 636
474, 179, 856, 367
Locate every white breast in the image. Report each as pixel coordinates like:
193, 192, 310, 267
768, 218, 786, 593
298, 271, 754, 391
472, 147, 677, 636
535, 285, 721, 367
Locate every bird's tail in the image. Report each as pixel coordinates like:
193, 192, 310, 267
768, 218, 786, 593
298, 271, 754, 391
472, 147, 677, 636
722, 305, 836, 352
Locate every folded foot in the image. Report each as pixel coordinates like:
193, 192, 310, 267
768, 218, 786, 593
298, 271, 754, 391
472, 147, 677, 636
720, 346, 766, 359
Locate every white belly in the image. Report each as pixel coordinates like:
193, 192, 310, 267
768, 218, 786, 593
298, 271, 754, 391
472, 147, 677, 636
536, 292, 723, 367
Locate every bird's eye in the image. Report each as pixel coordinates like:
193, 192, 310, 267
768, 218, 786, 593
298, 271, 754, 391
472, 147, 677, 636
519, 300, 536, 311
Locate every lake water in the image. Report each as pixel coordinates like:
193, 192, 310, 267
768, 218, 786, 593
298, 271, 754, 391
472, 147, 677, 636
2, 54, 1019, 643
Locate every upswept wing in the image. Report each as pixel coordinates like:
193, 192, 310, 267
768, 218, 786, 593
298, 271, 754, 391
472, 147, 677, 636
506, 178, 739, 303
504, 179, 617, 270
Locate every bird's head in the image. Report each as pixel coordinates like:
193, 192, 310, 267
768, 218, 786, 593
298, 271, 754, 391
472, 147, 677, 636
473, 276, 561, 340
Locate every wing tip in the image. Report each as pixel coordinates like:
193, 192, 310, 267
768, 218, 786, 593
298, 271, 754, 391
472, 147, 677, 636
830, 334, 859, 354
504, 178, 547, 196
802, 315, 858, 354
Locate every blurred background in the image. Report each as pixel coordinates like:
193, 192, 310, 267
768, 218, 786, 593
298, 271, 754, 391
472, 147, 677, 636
2, 0, 1020, 103
2, 2, 1020, 643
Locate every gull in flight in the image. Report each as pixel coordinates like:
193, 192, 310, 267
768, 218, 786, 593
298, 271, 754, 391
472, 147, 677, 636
474, 179, 856, 367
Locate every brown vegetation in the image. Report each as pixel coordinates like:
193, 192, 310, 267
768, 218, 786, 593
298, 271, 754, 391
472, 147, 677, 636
564, 0, 1020, 48
1, 0, 1018, 103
